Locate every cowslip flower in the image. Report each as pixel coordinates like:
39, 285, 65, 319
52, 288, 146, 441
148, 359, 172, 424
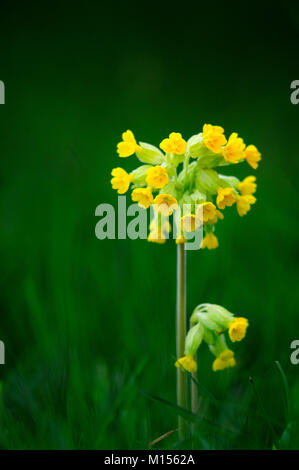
175, 355, 197, 373
146, 166, 168, 188
160, 132, 187, 155
201, 202, 218, 224
111, 127, 257, 436
216, 187, 236, 209
181, 214, 197, 232
244, 145, 261, 169
201, 232, 219, 249
236, 194, 256, 216
148, 229, 167, 244
238, 176, 257, 195
222, 133, 245, 163
111, 168, 132, 194
175, 234, 188, 244
117, 130, 141, 157
148, 217, 170, 244
228, 317, 249, 342
153, 194, 178, 215
202, 124, 227, 154
207, 209, 224, 225
111, 125, 261, 247
132, 187, 153, 209
176, 303, 249, 372
212, 349, 236, 371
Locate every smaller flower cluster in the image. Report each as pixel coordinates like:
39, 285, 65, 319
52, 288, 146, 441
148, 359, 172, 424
175, 304, 249, 372
111, 126, 261, 248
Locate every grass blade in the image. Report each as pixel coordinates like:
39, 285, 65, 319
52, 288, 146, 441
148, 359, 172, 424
275, 360, 289, 422
140, 389, 236, 436
249, 376, 280, 449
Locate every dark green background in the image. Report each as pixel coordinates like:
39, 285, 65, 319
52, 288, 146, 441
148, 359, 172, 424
0, 0, 299, 449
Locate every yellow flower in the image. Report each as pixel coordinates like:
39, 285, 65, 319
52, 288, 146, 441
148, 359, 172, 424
238, 176, 257, 195
117, 130, 141, 157
228, 317, 249, 342
160, 132, 187, 155
153, 194, 178, 215
202, 202, 218, 224
236, 194, 256, 216
111, 167, 132, 194
132, 187, 153, 209
181, 214, 197, 232
222, 133, 245, 163
244, 145, 261, 169
146, 166, 169, 189
201, 232, 219, 249
148, 229, 167, 244
175, 355, 197, 373
216, 187, 236, 209
212, 349, 236, 371
175, 234, 187, 244
196, 202, 219, 226
202, 124, 227, 154
148, 218, 170, 244
208, 209, 224, 225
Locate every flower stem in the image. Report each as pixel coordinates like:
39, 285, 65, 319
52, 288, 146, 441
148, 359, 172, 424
191, 317, 198, 417
183, 154, 190, 185
191, 371, 198, 411
176, 243, 187, 440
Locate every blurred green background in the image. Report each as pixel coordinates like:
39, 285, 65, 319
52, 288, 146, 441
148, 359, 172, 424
0, 0, 299, 449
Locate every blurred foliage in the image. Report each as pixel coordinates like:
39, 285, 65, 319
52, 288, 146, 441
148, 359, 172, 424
0, 0, 299, 449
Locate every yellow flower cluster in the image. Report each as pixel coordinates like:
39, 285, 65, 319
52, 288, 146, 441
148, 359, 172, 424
202, 125, 261, 167
175, 304, 249, 373
111, 126, 261, 247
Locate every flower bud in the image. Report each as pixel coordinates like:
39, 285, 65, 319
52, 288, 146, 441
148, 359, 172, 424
185, 323, 204, 355
130, 165, 152, 185
191, 303, 233, 331
205, 304, 233, 325
186, 133, 203, 159
135, 142, 164, 164
197, 152, 225, 168
193, 310, 220, 331
218, 174, 240, 189
195, 169, 219, 195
